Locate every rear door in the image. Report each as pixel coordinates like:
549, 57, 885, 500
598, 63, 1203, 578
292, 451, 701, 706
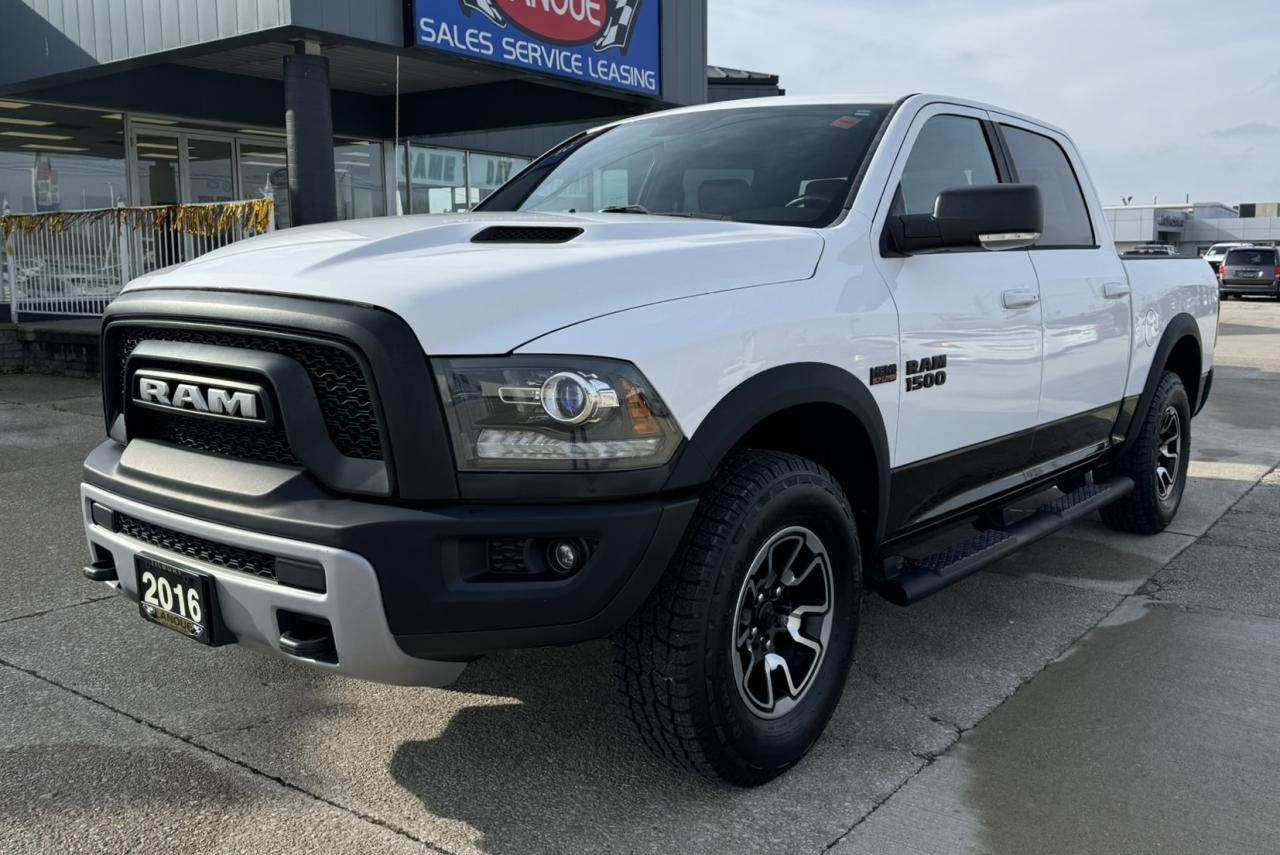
870, 104, 1044, 532
993, 118, 1132, 463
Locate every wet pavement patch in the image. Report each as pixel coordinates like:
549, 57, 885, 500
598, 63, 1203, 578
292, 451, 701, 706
838, 600, 1280, 855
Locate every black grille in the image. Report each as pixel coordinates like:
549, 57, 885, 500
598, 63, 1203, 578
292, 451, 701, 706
117, 513, 277, 581
471, 226, 583, 244
146, 410, 298, 466
110, 325, 384, 462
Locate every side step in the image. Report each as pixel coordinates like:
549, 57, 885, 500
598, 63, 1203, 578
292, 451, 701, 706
878, 477, 1134, 606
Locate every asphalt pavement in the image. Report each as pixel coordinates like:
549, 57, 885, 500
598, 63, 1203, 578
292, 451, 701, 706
2, 300, 1279, 855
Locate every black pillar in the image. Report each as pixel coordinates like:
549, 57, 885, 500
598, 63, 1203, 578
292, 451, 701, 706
283, 47, 337, 227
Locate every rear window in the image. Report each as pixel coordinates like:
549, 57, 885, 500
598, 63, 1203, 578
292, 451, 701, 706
1225, 248, 1276, 265
1000, 125, 1095, 247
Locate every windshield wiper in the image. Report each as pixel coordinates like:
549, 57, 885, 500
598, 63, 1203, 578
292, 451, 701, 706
598, 205, 728, 220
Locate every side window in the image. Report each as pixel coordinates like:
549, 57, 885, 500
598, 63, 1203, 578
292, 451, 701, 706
1000, 125, 1095, 247
895, 115, 999, 216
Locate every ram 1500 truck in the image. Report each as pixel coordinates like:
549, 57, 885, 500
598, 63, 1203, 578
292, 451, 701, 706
80, 95, 1218, 785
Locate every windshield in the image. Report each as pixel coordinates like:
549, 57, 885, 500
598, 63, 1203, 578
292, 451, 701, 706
477, 104, 892, 228
1225, 248, 1276, 265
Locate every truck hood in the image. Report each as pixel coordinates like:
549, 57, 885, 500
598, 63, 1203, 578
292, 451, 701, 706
126, 212, 826, 353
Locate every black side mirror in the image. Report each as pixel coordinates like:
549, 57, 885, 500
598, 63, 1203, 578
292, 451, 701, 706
887, 184, 1043, 255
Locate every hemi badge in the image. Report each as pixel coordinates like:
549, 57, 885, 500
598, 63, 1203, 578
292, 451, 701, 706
870, 364, 898, 386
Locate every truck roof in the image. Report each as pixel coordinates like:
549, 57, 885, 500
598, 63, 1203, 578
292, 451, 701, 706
597, 94, 1071, 141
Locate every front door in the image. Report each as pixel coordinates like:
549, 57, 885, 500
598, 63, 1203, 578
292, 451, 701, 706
182, 136, 235, 204
134, 132, 181, 206
870, 105, 1045, 533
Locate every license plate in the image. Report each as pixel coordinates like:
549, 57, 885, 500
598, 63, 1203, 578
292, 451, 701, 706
135, 555, 221, 645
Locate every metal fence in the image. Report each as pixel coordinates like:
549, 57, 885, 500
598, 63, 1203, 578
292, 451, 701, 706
1, 200, 274, 321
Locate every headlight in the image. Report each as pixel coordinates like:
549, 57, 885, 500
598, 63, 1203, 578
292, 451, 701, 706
433, 357, 682, 471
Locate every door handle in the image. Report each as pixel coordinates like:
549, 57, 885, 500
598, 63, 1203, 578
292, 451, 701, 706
1103, 282, 1131, 299
1002, 289, 1041, 309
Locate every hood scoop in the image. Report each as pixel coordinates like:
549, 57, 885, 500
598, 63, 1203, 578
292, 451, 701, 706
471, 225, 584, 244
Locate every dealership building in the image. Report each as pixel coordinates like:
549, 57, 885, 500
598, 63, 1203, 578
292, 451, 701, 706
1104, 202, 1280, 256
0, 1, 781, 229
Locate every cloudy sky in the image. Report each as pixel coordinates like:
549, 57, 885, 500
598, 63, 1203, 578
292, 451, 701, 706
708, 0, 1279, 206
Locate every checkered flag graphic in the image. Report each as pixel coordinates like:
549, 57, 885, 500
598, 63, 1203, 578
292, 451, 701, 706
458, 0, 507, 27
594, 0, 642, 53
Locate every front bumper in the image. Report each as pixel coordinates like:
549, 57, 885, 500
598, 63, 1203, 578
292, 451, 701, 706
82, 481, 466, 686
81, 439, 698, 683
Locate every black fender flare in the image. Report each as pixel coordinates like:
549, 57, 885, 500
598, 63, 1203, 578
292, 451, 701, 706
1122, 312, 1202, 444
664, 362, 892, 545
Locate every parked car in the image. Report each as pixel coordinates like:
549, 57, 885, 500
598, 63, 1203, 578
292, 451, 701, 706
1203, 241, 1252, 274
79, 95, 1218, 786
1123, 243, 1178, 257
1219, 245, 1280, 300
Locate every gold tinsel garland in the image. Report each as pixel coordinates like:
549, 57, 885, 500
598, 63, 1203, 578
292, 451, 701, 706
1, 198, 274, 241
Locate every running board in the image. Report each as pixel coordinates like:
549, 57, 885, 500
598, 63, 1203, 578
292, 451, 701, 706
878, 477, 1135, 606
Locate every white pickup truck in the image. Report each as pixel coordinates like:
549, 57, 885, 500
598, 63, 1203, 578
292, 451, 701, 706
80, 95, 1218, 785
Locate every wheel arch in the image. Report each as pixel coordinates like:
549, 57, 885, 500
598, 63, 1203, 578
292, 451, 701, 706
1126, 313, 1202, 445
666, 363, 892, 554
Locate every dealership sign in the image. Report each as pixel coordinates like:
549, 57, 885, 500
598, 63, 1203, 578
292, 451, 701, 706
413, 0, 661, 97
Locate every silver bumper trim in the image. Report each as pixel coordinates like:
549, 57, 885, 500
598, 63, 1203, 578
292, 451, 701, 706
79, 482, 466, 687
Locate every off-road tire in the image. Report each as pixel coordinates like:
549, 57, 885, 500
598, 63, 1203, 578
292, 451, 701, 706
615, 450, 862, 786
1100, 371, 1191, 534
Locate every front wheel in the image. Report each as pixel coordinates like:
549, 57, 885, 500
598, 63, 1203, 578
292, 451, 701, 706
1101, 371, 1191, 534
615, 450, 862, 786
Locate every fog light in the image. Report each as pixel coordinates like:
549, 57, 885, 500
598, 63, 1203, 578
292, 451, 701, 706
547, 539, 588, 575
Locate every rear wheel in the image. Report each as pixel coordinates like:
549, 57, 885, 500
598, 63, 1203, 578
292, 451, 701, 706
615, 450, 861, 786
1100, 372, 1190, 534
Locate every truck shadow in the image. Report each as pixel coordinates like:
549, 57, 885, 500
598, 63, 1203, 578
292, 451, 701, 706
383, 576, 1085, 854
387, 641, 731, 854
1217, 321, 1280, 337
384, 629, 946, 855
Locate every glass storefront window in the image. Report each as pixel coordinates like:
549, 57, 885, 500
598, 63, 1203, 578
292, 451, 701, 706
406, 145, 468, 214
0, 106, 535, 224
334, 139, 386, 220
0, 102, 127, 213
396, 145, 529, 214
237, 140, 286, 201
134, 133, 180, 206
185, 137, 235, 203
467, 152, 531, 207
